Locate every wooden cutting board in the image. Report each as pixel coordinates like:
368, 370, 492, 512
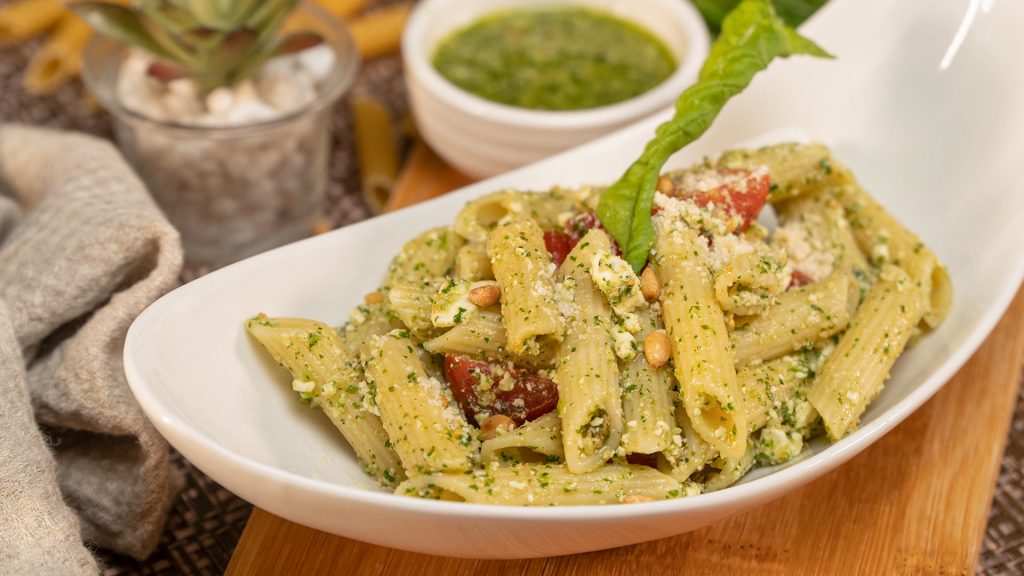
227, 142, 1024, 576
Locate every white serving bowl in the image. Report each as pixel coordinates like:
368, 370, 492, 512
124, 0, 1024, 560
402, 0, 710, 178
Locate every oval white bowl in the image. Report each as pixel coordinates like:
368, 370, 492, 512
125, 0, 1024, 559
402, 0, 710, 178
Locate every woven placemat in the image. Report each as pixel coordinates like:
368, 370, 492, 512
1, 5, 1022, 574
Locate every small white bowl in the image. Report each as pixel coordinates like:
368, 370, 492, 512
402, 0, 710, 178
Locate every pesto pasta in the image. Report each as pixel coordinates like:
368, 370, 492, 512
246, 143, 950, 505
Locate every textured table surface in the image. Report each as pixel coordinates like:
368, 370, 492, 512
1, 4, 1022, 574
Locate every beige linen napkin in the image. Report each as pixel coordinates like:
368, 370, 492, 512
0, 125, 184, 573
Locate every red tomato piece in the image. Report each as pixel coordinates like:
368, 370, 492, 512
543, 212, 622, 266
690, 168, 771, 232
788, 269, 813, 289
442, 355, 558, 426
543, 231, 575, 267
564, 212, 622, 255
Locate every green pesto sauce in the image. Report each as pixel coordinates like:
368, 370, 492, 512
432, 8, 677, 111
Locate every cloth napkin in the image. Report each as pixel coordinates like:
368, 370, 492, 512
0, 125, 184, 574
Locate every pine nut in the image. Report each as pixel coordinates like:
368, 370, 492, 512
644, 331, 671, 368
623, 494, 655, 504
640, 267, 661, 302
656, 175, 674, 195
468, 284, 500, 307
480, 414, 516, 440
364, 292, 384, 305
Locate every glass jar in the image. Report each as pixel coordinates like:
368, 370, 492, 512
81, 4, 359, 264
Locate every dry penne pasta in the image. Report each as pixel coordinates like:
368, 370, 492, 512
351, 96, 399, 214
23, 14, 91, 95
347, 4, 411, 60
313, 0, 371, 20
0, 0, 64, 45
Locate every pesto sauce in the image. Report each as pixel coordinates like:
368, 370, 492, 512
432, 8, 677, 111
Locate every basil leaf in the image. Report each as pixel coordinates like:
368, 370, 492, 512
596, 0, 831, 272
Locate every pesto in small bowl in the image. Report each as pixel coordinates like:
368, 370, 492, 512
432, 7, 677, 111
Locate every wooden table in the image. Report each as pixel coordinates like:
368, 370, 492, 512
227, 143, 1024, 575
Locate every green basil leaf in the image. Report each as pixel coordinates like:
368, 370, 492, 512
595, 0, 831, 272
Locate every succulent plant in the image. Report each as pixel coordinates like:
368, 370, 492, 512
72, 0, 322, 92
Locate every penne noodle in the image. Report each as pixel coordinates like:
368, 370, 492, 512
619, 308, 677, 455
398, 463, 684, 505
554, 229, 624, 473
487, 219, 564, 355
313, 0, 371, 20
0, 0, 64, 45
481, 410, 564, 465
351, 96, 399, 214
384, 226, 465, 288
347, 4, 411, 60
807, 265, 928, 440
245, 314, 405, 487
365, 330, 480, 475
718, 142, 836, 203
654, 222, 748, 459
24, 14, 92, 95
730, 271, 857, 366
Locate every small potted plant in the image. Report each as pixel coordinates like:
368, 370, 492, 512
75, 0, 359, 263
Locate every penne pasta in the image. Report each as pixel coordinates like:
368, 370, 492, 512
620, 308, 677, 455
351, 96, 400, 214
347, 4, 411, 60
487, 219, 564, 355
828, 173, 951, 330
385, 226, 465, 288
0, 0, 64, 45
731, 271, 857, 366
245, 314, 405, 487
365, 330, 480, 474
387, 278, 442, 340
554, 229, 624, 473
481, 410, 564, 465
455, 242, 494, 281
313, 0, 371, 20
397, 463, 684, 505
718, 142, 836, 203
653, 222, 748, 459
23, 14, 92, 95
807, 265, 928, 440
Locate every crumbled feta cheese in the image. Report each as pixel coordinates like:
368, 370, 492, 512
590, 250, 646, 315
757, 427, 804, 465
611, 326, 638, 360
291, 379, 315, 393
